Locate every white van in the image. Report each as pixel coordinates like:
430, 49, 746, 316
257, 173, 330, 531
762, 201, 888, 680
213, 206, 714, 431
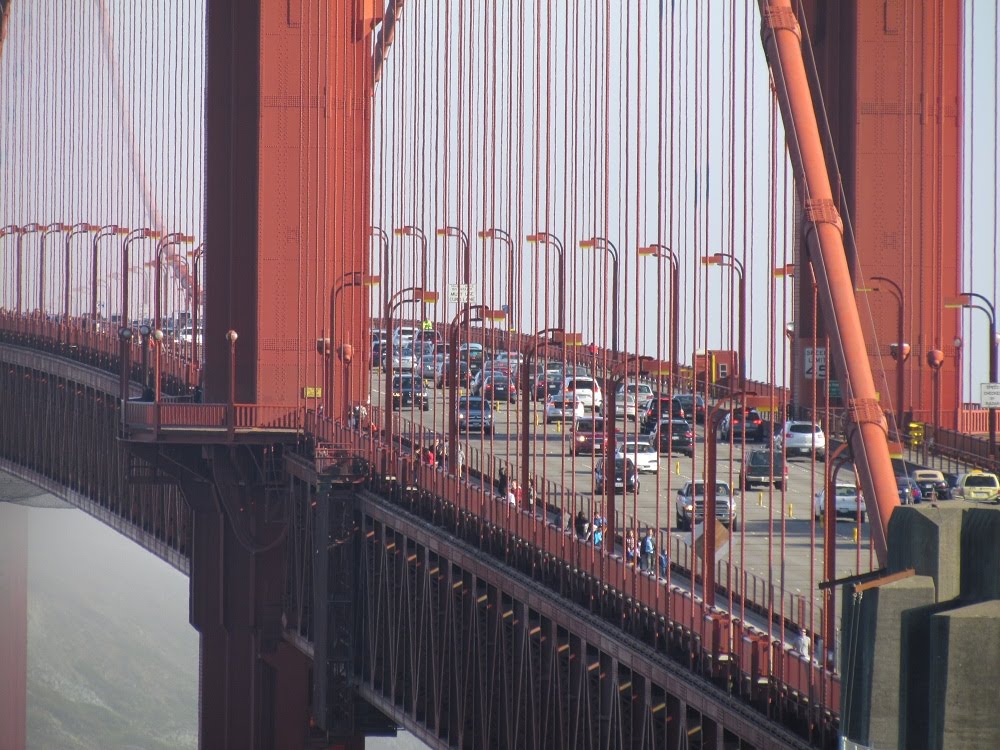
392, 326, 418, 345
563, 376, 603, 412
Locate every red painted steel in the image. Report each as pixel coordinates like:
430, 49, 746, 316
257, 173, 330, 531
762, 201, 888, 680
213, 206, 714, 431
760, 0, 900, 564
204, 0, 374, 409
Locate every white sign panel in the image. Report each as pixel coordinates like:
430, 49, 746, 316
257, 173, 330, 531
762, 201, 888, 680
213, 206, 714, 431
981, 382, 1000, 408
447, 283, 478, 304
803, 347, 827, 380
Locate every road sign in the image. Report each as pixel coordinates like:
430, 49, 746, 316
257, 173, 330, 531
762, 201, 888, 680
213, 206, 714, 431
982, 382, 1000, 408
828, 379, 841, 399
447, 283, 478, 304
803, 347, 827, 379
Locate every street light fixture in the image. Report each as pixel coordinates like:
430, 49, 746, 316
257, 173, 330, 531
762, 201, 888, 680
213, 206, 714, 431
91, 226, 129, 323
525, 232, 566, 329
62, 223, 98, 320
946, 292, 998, 452
580, 236, 621, 359
0, 225, 25, 313
392, 226, 429, 319
370, 226, 391, 327
447, 305, 507, 472
477, 228, 517, 331
436, 226, 472, 321
121, 228, 161, 336
327, 272, 380, 421
384, 287, 439, 451
37, 223, 70, 313
703, 252, 747, 391
154, 233, 196, 338
639, 243, 681, 384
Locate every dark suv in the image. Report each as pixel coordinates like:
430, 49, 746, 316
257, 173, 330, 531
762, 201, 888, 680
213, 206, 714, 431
640, 397, 686, 433
739, 449, 788, 490
719, 408, 765, 441
391, 374, 430, 411
672, 393, 706, 424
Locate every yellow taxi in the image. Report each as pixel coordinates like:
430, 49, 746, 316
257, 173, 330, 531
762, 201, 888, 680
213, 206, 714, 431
951, 471, 1000, 503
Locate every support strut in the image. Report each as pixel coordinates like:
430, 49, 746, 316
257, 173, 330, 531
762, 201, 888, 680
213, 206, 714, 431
759, 0, 900, 564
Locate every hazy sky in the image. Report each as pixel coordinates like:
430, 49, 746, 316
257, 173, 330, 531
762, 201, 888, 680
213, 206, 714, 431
0, 0, 997, 392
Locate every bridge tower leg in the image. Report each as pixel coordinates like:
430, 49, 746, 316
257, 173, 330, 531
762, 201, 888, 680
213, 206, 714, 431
180, 448, 313, 750
795, 0, 963, 427
0, 504, 27, 750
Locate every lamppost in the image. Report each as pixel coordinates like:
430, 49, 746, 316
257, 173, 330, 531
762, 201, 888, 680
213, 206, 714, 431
327, 272, 380, 421
0, 225, 24, 312
91, 225, 129, 323
118, 325, 133, 402
703, 252, 747, 392
448, 305, 507, 472
393, 226, 428, 320
437, 226, 472, 322
226, 330, 239, 438
639, 243, 681, 384
477, 228, 517, 331
384, 287, 438, 451
946, 292, 998, 452
17, 223, 44, 313
154, 233, 196, 337
525, 232, 566, 329
38, 223, 69, 313
855, 277, 909, 438
580, 236, 621, 358
63, 223, 98, 320
121, 228, 161, 334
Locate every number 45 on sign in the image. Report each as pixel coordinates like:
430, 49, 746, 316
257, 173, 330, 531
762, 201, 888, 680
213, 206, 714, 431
803, 347, 827, 379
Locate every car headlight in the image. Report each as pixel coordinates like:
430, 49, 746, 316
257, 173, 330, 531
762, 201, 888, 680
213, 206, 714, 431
684, 504, 693, 512
458, 412, 465, 419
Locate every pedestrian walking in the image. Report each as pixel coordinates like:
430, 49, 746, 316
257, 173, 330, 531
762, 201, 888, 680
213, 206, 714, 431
497, 466, 508, 499
457, 445, 466, 479
641, 528, 656, 571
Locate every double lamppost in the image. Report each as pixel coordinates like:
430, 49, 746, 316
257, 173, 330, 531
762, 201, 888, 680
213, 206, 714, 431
63, 224, 97, 320
581, 236, 620, 359
448, 305, 507, 471
384, 287, 438, 450
477, 228, 517, 331
393, 226, 429, 320
639, 243, 681, 384
525, 232, 566, 329
947, 292, 998, 452
327, 272, 380, 421
703, 253, 746, 392
91, 225, 129, 323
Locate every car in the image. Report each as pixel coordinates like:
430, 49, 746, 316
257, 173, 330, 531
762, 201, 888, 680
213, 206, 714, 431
493, 351, 525, 369
896, 476, 922, 505
672, 393, 706, 423
950, 470, 1000, 503
615, 382, 655, 402
434, 359, 471, 389
569, 417, 622, 455
178, 325, 204, 345
719, 408, 766, 442
739, 449, 788, 490
410, 329, 443, 350
675, 480, 739, 531
649, 419, 694, 456
814, 483, 866, 522
640, 396, 686, 432
546, 395, 585, 424
370, 334, 387, 366
390, 373, 429, 411
910, 469, 951, 500
563, 377, 603, 412
418, 352, 444, 380
773, 420, 826, 458
614, 439, 659, 473
391, 326, 418, 345
594, 457, 640, 494
456, 396, 494, 434
470, 365, 511, 395
480, 374, 517, 402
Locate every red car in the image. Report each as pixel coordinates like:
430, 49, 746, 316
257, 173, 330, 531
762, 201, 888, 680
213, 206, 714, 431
569, 417, 623, 456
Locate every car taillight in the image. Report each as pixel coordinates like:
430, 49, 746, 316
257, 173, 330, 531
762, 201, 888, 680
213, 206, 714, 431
752, 418, 762, 425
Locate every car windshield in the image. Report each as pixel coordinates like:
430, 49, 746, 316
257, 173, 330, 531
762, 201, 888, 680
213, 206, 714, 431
913, 471, 943, 482
393, 376, 414, 388
577, 419, 605, 432
966, 475, 999, 488
789, 423, 817, 434
834, 486, 857, 498
748, 451, 772, 465
687, 482, 730, 496
459, 397, 486, 410
612, 459, 634, 470
622, 442, 654, 452
671, 423, 690, 434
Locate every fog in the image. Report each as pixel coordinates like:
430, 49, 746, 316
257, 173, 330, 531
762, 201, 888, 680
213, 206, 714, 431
1, 476, 424, 749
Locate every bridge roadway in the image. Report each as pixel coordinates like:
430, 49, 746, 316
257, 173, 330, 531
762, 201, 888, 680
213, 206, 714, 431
368, 369, 876, 648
